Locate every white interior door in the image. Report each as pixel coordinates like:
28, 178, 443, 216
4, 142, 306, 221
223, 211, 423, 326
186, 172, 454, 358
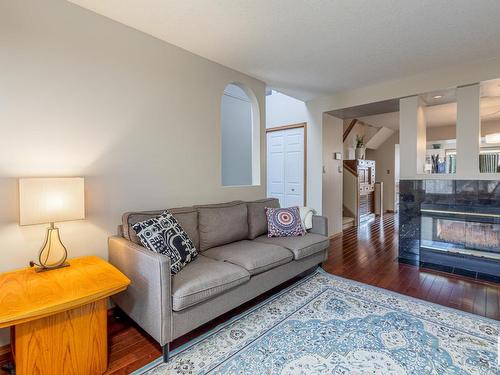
267, 127, 305, 207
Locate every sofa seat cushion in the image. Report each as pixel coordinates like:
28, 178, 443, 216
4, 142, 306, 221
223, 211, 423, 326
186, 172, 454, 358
254, 233, 329, 260
203, 240, 293, 276
172, 255, 250, 311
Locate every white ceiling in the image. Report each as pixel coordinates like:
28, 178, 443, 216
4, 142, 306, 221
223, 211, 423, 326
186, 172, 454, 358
357, 112, 399, 130
68, 0, 500, 101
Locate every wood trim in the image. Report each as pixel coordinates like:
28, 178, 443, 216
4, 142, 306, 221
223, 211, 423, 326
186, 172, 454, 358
343, 163, 358, 176
266, 123, 307, 206
343, 119, 358, 142
265, 122, 306, 133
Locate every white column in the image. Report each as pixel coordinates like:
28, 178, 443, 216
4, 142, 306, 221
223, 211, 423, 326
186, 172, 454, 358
456, 84, 480, 177
400, 96, 427, 178
305, 100, 328, 214
322, 114, 344, 236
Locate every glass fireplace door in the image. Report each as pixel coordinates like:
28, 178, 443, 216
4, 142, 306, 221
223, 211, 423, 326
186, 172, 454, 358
421, 210, 500, 256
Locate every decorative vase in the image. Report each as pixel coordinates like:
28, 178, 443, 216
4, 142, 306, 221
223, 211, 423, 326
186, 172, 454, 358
355, 147, 366, 160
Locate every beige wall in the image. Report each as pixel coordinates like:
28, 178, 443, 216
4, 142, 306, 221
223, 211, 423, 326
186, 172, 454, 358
427, 125, 456, 142
342, 170, 358, 218
322, 114, 343, 236
266, 91, 307, 129
366, 132, 399, 212
427, 120, 500, 141
0, 0, 266, 345
343, 121, 377, 160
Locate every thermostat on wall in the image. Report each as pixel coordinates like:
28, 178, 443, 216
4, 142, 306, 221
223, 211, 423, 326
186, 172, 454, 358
333, 152, 342, 160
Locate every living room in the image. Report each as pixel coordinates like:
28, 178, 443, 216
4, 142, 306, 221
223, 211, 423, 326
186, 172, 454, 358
1, 1, 499, 374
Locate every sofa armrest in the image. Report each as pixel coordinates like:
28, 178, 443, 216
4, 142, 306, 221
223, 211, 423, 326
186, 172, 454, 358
310, 215, 328, 237
108, 236, 172, 346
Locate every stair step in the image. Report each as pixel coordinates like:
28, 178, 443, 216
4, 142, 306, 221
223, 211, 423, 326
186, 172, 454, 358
342, 216, 355, 230
342, 216, 354, 224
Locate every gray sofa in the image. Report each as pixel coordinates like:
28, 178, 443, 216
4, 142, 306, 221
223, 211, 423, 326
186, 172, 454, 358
108, 198, 329, 361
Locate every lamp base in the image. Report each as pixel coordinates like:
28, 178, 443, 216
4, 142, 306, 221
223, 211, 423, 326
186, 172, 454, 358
32, 261, 70, 273
29, 224, 70, 272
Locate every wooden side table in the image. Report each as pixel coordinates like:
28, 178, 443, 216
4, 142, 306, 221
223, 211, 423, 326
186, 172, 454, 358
0, 256, 130, 375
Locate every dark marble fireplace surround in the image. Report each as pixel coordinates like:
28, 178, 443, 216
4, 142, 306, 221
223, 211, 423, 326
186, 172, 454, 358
399, 179, 500, 282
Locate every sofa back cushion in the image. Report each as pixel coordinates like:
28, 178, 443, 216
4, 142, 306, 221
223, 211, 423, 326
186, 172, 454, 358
122, 206, 199, 249
246, 198, 280, 239
195, 201, 248, 251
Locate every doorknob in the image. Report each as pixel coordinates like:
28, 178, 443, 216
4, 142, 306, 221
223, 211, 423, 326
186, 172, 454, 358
291, 188, 295, 192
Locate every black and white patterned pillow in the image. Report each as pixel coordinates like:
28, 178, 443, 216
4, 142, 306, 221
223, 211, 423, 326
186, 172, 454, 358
132, 210, 198, 274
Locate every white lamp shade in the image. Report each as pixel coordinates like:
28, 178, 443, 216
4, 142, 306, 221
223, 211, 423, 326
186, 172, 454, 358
19, 178, 85, 225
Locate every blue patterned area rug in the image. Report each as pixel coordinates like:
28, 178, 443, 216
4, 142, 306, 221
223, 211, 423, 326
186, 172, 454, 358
135, 269, 500, 375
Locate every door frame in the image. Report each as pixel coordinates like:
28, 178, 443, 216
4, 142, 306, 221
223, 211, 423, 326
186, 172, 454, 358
266, 123, 307, 206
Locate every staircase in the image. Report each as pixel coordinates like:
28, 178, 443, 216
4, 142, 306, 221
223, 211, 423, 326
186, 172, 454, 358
342, 162, 359, 229
343, 117, 395, 153
341, 119, 393, 231
342, 215, 355, 230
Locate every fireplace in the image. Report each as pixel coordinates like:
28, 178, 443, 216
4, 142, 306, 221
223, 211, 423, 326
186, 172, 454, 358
399, 180, 500, 282
421, 212, 500, 257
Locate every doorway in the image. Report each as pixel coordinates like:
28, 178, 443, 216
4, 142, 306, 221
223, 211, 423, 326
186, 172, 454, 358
266, 124, 306, 207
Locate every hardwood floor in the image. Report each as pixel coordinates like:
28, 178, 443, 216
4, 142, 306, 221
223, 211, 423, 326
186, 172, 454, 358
1, 213, 498, 374
324, 213, 499, 319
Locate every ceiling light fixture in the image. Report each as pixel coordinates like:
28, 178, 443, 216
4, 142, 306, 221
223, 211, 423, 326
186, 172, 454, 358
433, 95, 443, 99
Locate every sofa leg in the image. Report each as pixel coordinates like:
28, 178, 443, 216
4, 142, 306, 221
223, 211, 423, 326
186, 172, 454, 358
162, 343, 170, 362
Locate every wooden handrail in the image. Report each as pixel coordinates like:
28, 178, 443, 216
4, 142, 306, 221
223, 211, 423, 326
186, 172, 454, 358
343, 162, 358, 176
343, 119, 358, 142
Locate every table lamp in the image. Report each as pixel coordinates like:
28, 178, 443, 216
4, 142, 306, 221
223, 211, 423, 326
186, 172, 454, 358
19, 177, 85, 272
